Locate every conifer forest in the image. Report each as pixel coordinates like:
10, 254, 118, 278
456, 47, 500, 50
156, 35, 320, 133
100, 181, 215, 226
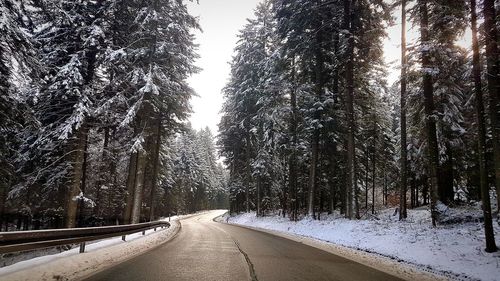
1, 0, 500, 273
0, 0, 227, 231
219, 0, 499, 253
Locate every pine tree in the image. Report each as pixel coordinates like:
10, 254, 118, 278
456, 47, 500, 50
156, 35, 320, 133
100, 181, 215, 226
0, 0, 38, 230
470, 0, 498, 253
25, 0, 106, 228
416, 0, 440, 226
220, 0, 391, 219
0, 1, 15, 230
483, 0, 500, 215
219, 1, 277, 214
104, 0, 199, 223
399, 0, 408, 220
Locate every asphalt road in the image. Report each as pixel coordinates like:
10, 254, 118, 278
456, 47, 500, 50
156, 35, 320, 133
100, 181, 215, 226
84, 211, 403, 281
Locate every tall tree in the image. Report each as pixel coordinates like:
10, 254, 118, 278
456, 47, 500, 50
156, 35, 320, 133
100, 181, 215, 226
112, 0, 199, 223
483, 0, 500, 213
344, 0, 357, 219
418, 0, 440, 226
219, 0, 278, 215
12, 0, 107, 228
471, 0, 498, 253
399, 0, 408, 220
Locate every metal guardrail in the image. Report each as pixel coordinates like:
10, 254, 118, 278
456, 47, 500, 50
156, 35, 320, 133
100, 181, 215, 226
0, 221, 170, 254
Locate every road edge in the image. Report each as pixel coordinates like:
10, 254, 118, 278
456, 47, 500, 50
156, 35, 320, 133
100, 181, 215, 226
0, 221, 182, 281
214, 212, 449, 281
77, 220, 183, 281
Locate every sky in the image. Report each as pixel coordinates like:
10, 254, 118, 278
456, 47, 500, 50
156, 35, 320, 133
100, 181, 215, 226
186, 0, 262, 134
185, 1, 469, 135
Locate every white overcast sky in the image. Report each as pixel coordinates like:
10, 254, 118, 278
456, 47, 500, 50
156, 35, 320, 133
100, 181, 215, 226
186, 0, 262, 135
185, 1, 470, 135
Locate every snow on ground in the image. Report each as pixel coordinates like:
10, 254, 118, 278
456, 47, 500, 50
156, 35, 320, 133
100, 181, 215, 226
0, 213, 204, 281
225, 207, 500, 281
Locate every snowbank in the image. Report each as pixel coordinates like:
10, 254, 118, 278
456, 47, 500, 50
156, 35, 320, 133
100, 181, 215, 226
0, 220, 181, 281
226, 208, 500, 281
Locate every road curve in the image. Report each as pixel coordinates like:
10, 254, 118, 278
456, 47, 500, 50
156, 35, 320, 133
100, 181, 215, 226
84, 211, 403, 281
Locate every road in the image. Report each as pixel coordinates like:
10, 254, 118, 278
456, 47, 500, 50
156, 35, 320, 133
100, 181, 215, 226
85, 211, 403, 281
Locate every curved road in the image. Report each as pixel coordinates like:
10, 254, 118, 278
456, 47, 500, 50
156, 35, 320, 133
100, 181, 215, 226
85, 211, 403, 281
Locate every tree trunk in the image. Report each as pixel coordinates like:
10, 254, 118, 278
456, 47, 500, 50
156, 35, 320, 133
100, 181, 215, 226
383, 162, 387, 206
319, 178, 324, 220
365, 146, 369, 211
76, 129, 89, 227
123, 151, 138, 224
289, 56, 298, 221
282, 163, 288, 218
400, 0, 408, 221
483, 0, 500, 214
423, 174, 429, 205
245, 134, 251, 213
329, 177, 335, 214
410, 175, 416, 208
333, 31, 340, 103
344, 0, 357, 220
131, 149, 146, 224
65, 125, 88, 228
95, 127, 110, 219
438, 144, 454, 204
472, 0, 498, 252
109, 129, 118, 221
308, 129, 319, 218
0, 177, 9, 231
65, 22, 100, 228
257, 175, 262, 217
328, 32, 340, 215
288, 150, 297, 221
415, 179, 419, 207
372, 131, 376, 215
308, 14, 325, 219
148, 119, 162, 222
419, 0, 439, 227
71, 25, 99, 227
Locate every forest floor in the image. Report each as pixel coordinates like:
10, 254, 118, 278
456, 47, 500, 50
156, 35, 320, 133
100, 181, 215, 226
224, 203, 500, 281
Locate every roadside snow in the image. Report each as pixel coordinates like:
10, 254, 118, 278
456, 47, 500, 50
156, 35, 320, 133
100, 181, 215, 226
226, 208, 500, 281
0, 217, 185, 281
0, 212, 203, 269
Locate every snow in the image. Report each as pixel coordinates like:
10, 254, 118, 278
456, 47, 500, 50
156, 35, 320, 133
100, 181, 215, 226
74, 192, 96, 208
0, 214, 196, 281
225, 207, 500, 281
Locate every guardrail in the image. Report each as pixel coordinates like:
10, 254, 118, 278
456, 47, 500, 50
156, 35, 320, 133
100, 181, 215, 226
0, 221, 170, 254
